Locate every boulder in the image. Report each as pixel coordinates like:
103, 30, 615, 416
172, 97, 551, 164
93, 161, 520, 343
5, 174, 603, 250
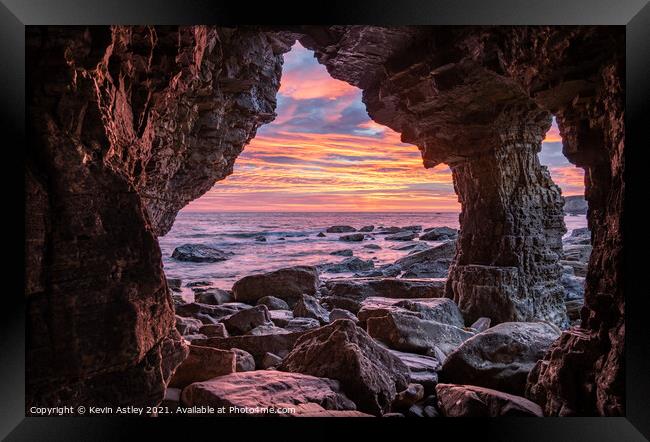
436, 384, 543, 417
247, 325, 291, 336
279, 319, 410, 415
175, 315, 203, 336
325, 277, 446, 304
269, 309, 294, 327
194, 288, 233, 305
174, 302, 250, 322
186, 280, 213, 288
199, 323, 228, 338
326, 225, 357, 233
319, 257, 374, 273
317, 232, 326, 237
565, 299, 583, 322
171, 244, 233, 262
401, 258, 452, 278
261, 352, 283, 369
367, 312, 474, 359
329, 308, 359, 323
232, 266, 320, 303
359, 225, 375, 232
293, 294, 330, 325
232, 348, 256, 372
358, 297, 465, 328
363, 244, 381, 250
257, 296, 290, 311
563, 195, 588, 215
192, 332, 306, 366
330, 249, 354, 257
394, 240, 456, 269
222, 305, 273, 335
440, 322, 561, 395
181, 371, 357, 415
340, 233, 365, 242
183, 333, 208, 342
469, 317, 491, 332
169, 345, 235, 388
562, 244, 592, 262
388, 349, 440, 393
419, 226, 458, 241
392, 383, 425, 410
376, 226, 401, 234
559, 259, 588, 277
385, 231, 418, 241
254, 235, 267, 242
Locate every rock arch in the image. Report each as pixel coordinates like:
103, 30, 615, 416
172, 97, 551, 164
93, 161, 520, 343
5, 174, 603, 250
25, 25, 624, 415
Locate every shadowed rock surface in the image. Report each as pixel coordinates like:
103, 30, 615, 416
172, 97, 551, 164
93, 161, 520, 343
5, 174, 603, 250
26, 25, 624, 415
436, 383, 543, 417
232, 266, 320, 304
279, 319, 410, 415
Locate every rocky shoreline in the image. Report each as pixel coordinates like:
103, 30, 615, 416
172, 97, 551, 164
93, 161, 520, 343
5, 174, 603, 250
163, 224, 590, 417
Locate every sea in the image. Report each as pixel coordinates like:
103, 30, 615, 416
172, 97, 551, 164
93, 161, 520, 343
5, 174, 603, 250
158, 211, 588, 290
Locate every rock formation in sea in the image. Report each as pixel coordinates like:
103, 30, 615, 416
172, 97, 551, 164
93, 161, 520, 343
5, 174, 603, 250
26, 25, 624, 416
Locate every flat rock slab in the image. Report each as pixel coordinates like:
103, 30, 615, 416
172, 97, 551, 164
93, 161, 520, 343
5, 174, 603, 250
357, 297, 465, 328
181, 371, 356, 415
436, 383, 543, 417
440, 322, 561, 396
325, 277, 446, 303
388, 349, 440, 393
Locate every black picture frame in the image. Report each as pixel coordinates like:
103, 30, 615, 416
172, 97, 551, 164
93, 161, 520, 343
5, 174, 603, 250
5, 0, 649, 440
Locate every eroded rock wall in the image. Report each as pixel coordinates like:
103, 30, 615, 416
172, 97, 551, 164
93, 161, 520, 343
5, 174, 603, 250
25, 25, 293, 408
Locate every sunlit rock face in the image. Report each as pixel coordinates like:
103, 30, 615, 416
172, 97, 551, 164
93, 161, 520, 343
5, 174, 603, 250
25, 25, 292, 409
300, 25, 624, 415
25, 25, 624, 415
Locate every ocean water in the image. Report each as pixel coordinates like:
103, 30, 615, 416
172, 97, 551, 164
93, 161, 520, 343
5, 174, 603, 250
158, 211, 588, 290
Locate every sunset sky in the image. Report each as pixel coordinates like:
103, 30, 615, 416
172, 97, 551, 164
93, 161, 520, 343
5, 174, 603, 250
184, 42, 584, 213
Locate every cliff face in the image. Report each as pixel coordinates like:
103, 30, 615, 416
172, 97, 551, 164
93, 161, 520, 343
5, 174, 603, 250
25, 25, 293, 407
25, 25, 624, 415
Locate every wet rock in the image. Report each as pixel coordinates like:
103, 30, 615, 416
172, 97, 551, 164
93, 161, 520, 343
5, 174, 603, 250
169, 345, 235, 388
386, 231, 418, 241
187, 281, 213, 288
401, 258, 452, 278
232, 266, 319, 303
340, 233, 365, 242
363, 244, 381, 250
388, 349, 440, 394
269, 309, 294, 327
293, 294, 330, 325
326, 225, 357, 233
329, 308, 359, 323
436, 384, 543, 417
223, 305, 273, 335
320, 257, 374, 273
564, 227, 591, 245
330, 249, 353, 257
181, 371, 357, 415
563, 244, 592, 262
469, 317, 491, 333
316, 232, 326, 237
194, 288, 233, 305
175, 315, 203, 336
254, 235, 267, 242
167, 278, 182, 292
559, 260, 588, 277
192, 332, 306, 366
171, 244, 233, 262
358, 297, 465, 328
257, 296, 290, 310
326, 277, 446, 304
394, 240, 456, 269
561, 274, 585, 300
174, 302, 249, 322
376, 226, 401, 234
420, 226, 458, 241
279, 319, 410, 415
199, 323, 228, 338
367, 312, 474, 359
359, 225, 375, 232
261, 352, 283, 369
440, 322, 560, 395
284, 317, 321, 332
232, 348, 256, 372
